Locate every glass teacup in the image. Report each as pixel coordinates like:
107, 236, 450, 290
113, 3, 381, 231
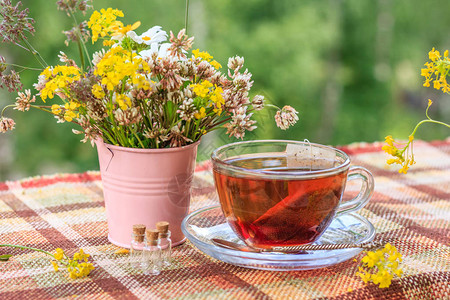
211, 140, 374, 249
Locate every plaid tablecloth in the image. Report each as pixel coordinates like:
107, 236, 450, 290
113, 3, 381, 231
1, 139, 449, 299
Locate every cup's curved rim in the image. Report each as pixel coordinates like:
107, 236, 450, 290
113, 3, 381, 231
211, 139, 351, 179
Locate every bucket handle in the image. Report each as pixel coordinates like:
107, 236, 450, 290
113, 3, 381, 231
104, 146, 114, 172
96, 139, 115, 172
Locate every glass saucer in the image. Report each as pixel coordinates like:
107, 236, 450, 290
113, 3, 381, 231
182, 206, 375, 271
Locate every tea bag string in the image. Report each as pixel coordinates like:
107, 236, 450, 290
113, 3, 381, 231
304, 139, 312, 171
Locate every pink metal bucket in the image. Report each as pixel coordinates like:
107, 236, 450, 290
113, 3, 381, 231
95, 140, 199, 248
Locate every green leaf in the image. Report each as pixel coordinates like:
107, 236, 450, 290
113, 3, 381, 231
0, 254, 13, 261
164, 100, 178, 122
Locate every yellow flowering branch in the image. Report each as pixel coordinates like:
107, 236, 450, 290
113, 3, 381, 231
356, 243, 403, 288
384, 48, 450, 173
0, 244, 94, 279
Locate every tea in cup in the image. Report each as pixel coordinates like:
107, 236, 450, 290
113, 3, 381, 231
211, 140, 374, 249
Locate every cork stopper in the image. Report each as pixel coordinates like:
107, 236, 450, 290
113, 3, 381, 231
146, 229, 159, 245
132, 224, 146, 243
156, 221, 170, 238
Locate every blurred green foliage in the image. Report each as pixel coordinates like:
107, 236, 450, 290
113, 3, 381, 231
0, 0, 449, 179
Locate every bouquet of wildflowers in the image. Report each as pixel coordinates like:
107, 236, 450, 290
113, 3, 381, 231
0, 1, 298, 149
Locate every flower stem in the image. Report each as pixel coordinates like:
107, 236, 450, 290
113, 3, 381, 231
410, 119, 450, 138
264, 103, 281, 110
185, 0, 190, 33
5, 63, 42, 71
132, 129, 145, 148
0, 244, 53, 257
1, 104, 15, 117
20, 35, 47, 68
69, 12, 92, 69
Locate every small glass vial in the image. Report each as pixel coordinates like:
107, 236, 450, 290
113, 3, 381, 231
129, 224, 146, 268
141, 229, 161, 275
156, 221, 172, 267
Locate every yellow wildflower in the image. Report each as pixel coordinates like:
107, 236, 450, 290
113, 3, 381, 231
111, 21, 141, 37
54, 248, 65, 261
87, 8, 124, 43
421, 48, 450, 94
192, 49, 213, 62
428, 47, 441, 62
210, 86, 224, 114
51, 261, 59, 272
39, 66, 80, 101
116, 94, 131, 110
362, 250, 384, 268
92, 84, 105, 99
51, 104, 62, 114
398, 164, 409, 174
191, 80, 213, 98
385, 135, 394, 146
356, 243, 403, 289
420, 68, 431, 77
386, 158, 401, 165
63, 101, 80, 122
194, 107, 206, 119
94, 46, 150, 92
433, 80, 441, 90
64, 110, 77, 122
357, 268, 372, 283
210, 60, 222, 69
382, 135, 418, 174
114, 248, 130, 255
371, 269, 393, 288
103, 40, 116, 47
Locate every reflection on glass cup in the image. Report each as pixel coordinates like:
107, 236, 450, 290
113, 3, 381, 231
211, 140, 374, 249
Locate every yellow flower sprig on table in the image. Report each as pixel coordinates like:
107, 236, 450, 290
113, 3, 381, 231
384, 48, 450, 173
52, 248, 95, 279
0, 244, 94, 279
356, 243, 403, 288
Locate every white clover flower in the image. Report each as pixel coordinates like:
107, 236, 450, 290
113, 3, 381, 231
92, 49, 106, 66
0, 117, 15, 133
228, 56, 245, 71
251, 95, 265, 111
275, 105, 299, 130
14, 89, 35, 112
33, 73, 48, 92
224, 106, 257, 139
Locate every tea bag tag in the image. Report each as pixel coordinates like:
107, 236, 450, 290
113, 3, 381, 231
286, 141, 336, 169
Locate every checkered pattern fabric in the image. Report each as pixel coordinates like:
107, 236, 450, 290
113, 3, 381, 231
1, 139, 449, 299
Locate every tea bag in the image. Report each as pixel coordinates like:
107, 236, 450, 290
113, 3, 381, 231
285, 141, 336, 170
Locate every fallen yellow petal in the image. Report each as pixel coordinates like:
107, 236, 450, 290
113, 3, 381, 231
114, 248, 129, 255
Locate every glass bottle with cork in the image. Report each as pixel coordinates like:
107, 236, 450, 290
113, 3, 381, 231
142, 228, 161, 275
130, 224, 146, 268
156, 221, 172, 267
